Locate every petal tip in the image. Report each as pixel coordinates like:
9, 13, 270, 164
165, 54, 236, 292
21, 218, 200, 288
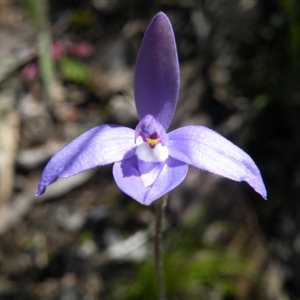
35, 185, 46, 196
250, 173, 267, 200
261, 189, 267, 200
153, 11, 169, 21
249, 176, 267, 200
257, 190, 267, 200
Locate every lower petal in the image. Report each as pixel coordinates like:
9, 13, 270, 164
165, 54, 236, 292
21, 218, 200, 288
137, 159, 165, 187
135, 141, 169, 187
113, 156, 188, 205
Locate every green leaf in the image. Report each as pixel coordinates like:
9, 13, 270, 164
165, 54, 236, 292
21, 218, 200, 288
59, 57, 90, 84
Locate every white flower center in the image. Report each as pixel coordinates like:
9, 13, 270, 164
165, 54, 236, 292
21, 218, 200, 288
136, 142, 169, 162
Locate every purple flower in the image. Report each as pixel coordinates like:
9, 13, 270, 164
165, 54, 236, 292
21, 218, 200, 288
36, 12, 267, 205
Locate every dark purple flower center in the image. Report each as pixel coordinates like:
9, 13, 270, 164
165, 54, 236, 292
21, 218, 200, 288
135, 114, 168, 148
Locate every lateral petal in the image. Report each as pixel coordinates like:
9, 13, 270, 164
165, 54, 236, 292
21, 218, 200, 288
113, 156, 188, 205
36, 125, 136, 196
134, 12, 179, 130
168, 126, 267, 199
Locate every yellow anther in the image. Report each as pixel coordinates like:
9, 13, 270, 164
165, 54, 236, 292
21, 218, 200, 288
146, 137, 160, 147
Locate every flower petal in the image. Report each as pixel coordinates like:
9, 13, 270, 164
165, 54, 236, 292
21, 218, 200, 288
168, 126, 267, 199
137, 159, 165, 187
134, 12, 179, 130
113, 156, 188, 205
36, 125, 136, 196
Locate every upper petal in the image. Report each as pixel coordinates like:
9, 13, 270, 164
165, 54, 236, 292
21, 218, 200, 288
113, 156, 188, 205
134, 12, 179, 130
168, 126, 267, 199
36, 125, 136, 196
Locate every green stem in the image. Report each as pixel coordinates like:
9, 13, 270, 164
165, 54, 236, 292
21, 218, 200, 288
35, 0, 56, 100
154, 196, 167, 300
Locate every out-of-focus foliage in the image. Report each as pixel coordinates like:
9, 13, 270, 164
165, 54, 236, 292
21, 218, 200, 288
59, 57, 90, 84
123, 250, 250, 300
280, 0, 300, 77
21, 0, 39, 23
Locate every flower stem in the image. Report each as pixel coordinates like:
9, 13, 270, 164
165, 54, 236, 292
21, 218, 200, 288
36, 0, 56, 101
154, 195, 167, 300
24, 0, 56, 100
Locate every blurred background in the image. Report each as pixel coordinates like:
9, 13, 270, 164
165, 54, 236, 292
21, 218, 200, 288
0, 0, 299, 299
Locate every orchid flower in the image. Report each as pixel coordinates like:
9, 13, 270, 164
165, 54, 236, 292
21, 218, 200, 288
36, 12, 267, 205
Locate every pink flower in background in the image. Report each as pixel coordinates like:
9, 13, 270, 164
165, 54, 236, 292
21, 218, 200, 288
20, 62, 39, 82
51, 40, 66, 60
68, 41, 94, 58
